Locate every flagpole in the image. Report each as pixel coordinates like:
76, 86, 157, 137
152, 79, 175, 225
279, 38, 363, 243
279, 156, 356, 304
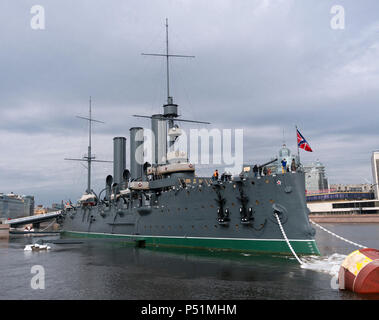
296, 125, 300, 165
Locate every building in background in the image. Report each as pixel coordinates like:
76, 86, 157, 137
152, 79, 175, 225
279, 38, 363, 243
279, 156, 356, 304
307, 153, 378, 215
34, 202, 64, 215
371, 151, 379, 199
34, 205, 48, 215
303, 160, 329, 193
329, 184, 373, 193
0, 193, 34, 222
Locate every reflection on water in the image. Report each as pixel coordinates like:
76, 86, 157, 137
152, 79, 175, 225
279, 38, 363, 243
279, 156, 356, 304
0, 223, 378, 300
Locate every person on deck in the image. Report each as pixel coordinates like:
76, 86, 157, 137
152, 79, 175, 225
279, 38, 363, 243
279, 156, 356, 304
253, 165, 259, 177
213, 169, 219, 181
291, 159, 297, 172
281, 159, 287, 174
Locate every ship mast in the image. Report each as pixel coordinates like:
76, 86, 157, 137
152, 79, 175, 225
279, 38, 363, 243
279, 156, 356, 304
165, 18, 170, 104
141, 18, 195, 106
65, 97, 112, 194
137, 19, 210, 122
135, 19, 210, 166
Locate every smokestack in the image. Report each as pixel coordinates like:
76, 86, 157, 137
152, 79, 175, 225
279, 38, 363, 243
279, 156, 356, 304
151, 115, 167, 165
130, 127, 144, 180
113, 137, 126, 187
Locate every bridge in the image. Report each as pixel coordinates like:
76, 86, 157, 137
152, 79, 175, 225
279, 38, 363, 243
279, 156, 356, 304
4, 211, 62, 227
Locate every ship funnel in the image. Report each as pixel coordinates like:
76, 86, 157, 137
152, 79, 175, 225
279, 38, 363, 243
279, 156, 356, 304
130, 127, 144, 181
113, 137, 126, 188
151, 115, 167, 165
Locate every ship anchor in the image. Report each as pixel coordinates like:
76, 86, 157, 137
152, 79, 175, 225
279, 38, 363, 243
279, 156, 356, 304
214, 185, 229, 225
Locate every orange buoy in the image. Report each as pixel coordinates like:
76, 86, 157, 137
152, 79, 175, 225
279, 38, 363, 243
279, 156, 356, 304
338, 248, 379, 294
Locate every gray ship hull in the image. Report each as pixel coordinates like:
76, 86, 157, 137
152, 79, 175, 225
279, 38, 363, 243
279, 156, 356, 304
60, 172, 320, 255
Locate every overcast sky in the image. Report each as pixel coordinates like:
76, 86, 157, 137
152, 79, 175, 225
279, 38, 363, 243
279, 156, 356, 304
1, 0, 379, 206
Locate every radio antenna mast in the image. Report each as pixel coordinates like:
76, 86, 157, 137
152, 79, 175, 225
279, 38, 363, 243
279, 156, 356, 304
65, 97, 112, 194
141, 18, 195, 104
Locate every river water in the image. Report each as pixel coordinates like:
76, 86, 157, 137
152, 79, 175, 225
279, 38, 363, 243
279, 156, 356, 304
0, 223, 378, 300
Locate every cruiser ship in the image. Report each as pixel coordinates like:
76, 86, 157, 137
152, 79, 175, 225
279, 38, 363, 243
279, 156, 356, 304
6, 21, 320, 256
55, 20, 320, 256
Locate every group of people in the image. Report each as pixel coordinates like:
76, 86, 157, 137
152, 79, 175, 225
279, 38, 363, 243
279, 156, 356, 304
252, 165, 271, 177
212, 158, 298, 181
281, 158, 297, 173
212, 169, 232, 181
252, 158, 298, 178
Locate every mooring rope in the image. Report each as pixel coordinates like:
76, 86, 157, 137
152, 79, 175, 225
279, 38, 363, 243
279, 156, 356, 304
275, 215, 368, 266
274, 213, 304, 265
309, 219, 367, 249
40, 219, 57, 232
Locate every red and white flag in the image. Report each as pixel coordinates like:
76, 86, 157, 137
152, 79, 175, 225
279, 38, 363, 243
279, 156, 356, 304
297, 129, 313, 152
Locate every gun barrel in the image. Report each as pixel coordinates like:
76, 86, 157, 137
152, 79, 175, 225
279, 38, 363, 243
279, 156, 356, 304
259, 158, 278, 168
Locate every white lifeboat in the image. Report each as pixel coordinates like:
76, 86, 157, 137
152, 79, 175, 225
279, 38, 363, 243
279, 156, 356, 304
78, 193, 97, 206
147, 163, 195, 175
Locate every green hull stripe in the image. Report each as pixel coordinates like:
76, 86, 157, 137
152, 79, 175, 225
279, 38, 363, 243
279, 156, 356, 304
63, 231, 320, 255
